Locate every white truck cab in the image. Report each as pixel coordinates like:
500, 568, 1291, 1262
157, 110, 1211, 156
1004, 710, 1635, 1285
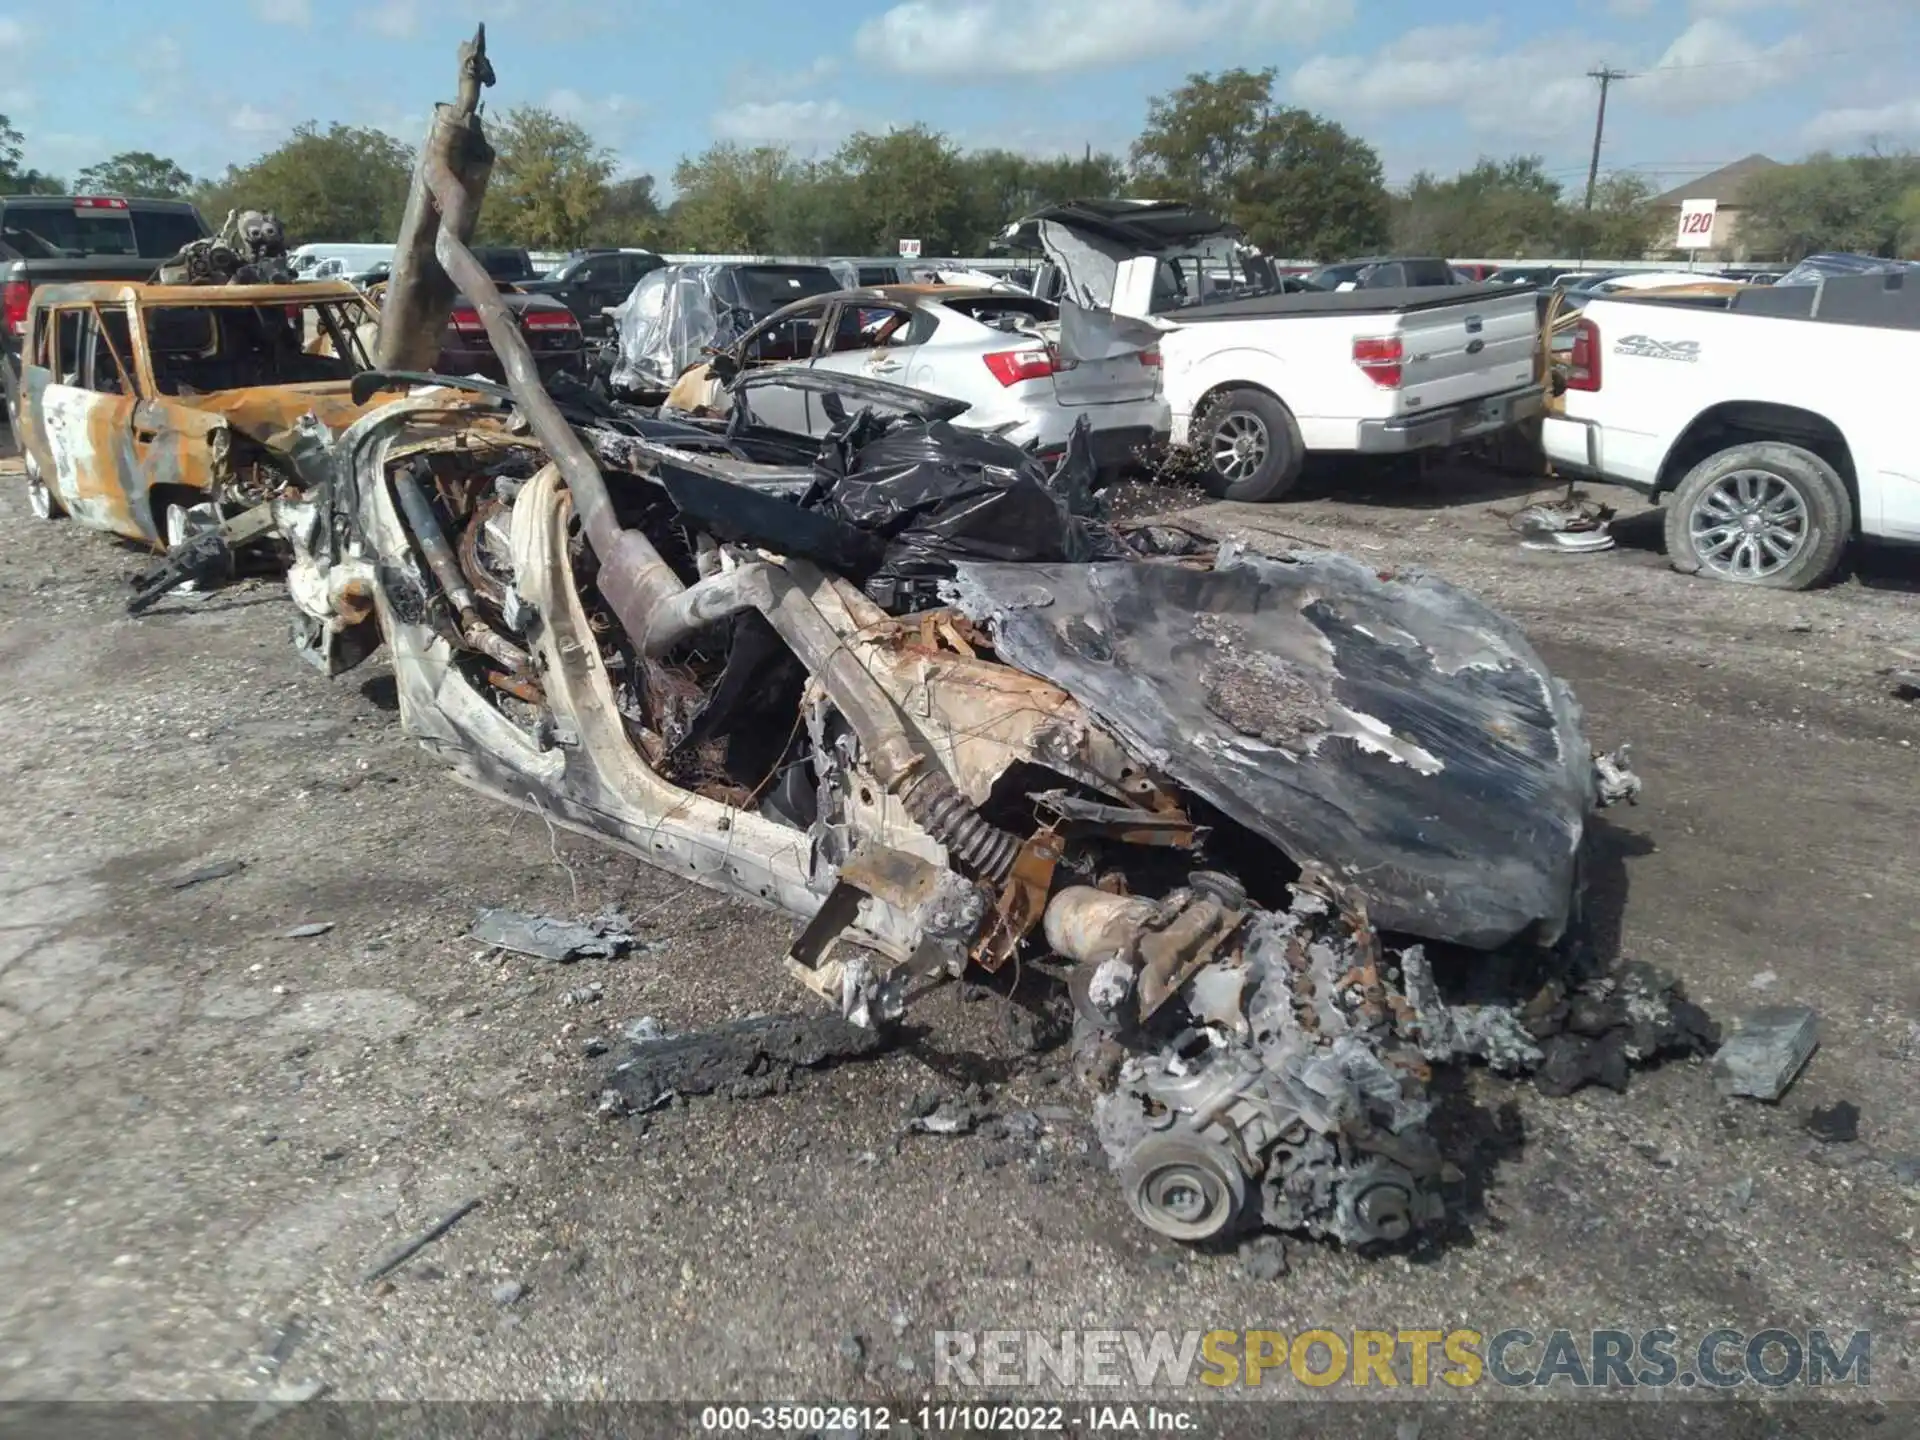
1545, 270, 1920, 588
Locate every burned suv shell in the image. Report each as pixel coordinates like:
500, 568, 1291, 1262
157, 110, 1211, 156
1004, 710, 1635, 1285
266, 26, 1704, 1249
16, 280, 380, 542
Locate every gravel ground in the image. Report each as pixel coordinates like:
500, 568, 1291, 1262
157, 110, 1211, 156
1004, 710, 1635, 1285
0, 447, 1915, 1432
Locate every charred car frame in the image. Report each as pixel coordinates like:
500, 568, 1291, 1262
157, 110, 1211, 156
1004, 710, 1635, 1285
142, 29, 1713, 1249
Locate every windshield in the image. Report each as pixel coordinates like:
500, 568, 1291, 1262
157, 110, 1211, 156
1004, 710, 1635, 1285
474, 248, 534, 281
130, 211, 210, 259
142, 298, 375, 396
732, 266, 839, 314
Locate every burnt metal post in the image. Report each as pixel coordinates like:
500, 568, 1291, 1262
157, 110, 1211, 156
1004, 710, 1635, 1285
377, 25, 496, 370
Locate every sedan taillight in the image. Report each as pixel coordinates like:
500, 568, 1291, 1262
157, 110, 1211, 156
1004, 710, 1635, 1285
523, 309, 581, 333
983, 346, 1054, 386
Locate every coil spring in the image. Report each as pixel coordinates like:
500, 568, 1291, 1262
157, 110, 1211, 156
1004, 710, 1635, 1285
895, 768, 1019, 882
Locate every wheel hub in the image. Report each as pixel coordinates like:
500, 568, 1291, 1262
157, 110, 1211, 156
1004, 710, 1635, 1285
1688, 469, 1808, 580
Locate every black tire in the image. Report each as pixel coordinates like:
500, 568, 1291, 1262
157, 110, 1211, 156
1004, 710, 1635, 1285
1663, 441, 1851, 590
1194, 387, 1304, 502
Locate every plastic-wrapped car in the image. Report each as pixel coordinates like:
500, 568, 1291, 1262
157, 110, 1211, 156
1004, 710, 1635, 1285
606, 262, 840, 397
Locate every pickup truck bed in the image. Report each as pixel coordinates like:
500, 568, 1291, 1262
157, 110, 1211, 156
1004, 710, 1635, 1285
1167, 282, 1519, 321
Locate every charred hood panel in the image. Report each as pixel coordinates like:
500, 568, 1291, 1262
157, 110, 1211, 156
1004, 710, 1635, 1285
952, 550, 1596, 949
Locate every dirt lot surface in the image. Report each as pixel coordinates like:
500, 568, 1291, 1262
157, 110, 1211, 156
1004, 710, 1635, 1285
1, 447, 1915, 1431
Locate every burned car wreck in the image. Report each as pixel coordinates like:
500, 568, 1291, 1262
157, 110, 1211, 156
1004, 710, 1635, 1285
262, 29, 1712, 1249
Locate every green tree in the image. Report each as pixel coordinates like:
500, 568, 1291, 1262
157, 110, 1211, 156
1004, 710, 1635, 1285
1576, 173, 1662, 260
1392, 156, 1563, 257
76, 150, 195, 199
833, 125, 969, 255
588, 174, 665, 247
1131, 69, 1388, 258
957, 147, 1128, 250
665, 143, 802, 252
488, 105, 615, 250
1898, 185, 1920, 255
193, 123, 414, 242
0, 114, 65, 194
1736, 151, 1920, 261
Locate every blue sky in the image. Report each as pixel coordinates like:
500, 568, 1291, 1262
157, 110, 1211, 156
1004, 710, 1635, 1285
5, 0, 1918, 199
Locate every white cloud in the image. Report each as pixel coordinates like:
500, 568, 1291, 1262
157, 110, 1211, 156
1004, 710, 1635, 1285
131, 35, 188, 118
228, 105, 285, 136
544, 88, 639, 124
1289, 16, 1808, 141
709, 99, 873, 146
722, 57, 843, 104
252, 0, 311, 24
1290, 23, 1595, 141
354, 0, 418, 39
1690, 0, 1803, 12
1632, 19, 1806, 113
1802, 97, 1920, 147
0, 17, 28, 50
855, 0, 1353, 79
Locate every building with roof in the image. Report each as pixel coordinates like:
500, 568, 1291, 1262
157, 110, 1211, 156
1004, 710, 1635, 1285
1650, 154, 1784, 262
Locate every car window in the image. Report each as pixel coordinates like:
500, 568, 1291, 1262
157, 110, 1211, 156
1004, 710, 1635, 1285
144, 300, 370, 396
576, 258, 617, 285
826, 305, 922, 354
130, 210, 208, 259
0, 206, 138, 258
52, 309, 84, 380
856, 266, 897, 287
733, 267, 840, 313
82, 307, 134, 394
940, 295, 1054, 333
744, 305, 827, 363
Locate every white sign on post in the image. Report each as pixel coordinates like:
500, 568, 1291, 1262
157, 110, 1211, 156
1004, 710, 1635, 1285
898, 238, 922, 258
1675, 198, 1718, 250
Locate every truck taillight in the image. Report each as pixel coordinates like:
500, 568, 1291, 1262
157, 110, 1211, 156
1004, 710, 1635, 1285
72, 196, 129, 210
1565, 318, 1602, 392
2, 281, 29, 337
449, 307, 485, 333
983, 346, 1055, 386
1137, 346, 1162, 367
1352, 335, 1403, 388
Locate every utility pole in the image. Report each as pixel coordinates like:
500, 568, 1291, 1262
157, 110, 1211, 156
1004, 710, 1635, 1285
1583, 66, 1630, 212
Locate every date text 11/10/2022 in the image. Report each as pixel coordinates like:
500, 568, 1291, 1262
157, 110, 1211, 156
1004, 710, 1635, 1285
698, 1404, 1199, 1432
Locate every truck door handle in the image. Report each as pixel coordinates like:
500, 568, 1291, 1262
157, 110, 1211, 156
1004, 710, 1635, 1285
870, 359, 900, 373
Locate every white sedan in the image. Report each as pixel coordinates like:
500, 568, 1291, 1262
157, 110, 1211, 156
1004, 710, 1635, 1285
666, 285, 1171, 473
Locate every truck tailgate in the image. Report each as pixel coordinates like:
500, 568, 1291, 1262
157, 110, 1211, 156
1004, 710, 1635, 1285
1392, 292, 1537, 411
1036, 320, 1158, 407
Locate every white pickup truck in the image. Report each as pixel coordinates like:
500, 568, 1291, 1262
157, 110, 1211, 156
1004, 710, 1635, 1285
1544, 270, 1920, 589
1008, 201, 1544, 500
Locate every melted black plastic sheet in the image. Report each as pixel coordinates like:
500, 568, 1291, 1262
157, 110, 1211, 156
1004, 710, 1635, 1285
805, 411, 1120, 581
952, 551, 1598, 949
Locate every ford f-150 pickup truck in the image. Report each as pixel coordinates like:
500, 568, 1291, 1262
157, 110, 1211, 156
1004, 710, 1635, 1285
1544, 269, 1920, 589
1007, 201, 1543, 500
